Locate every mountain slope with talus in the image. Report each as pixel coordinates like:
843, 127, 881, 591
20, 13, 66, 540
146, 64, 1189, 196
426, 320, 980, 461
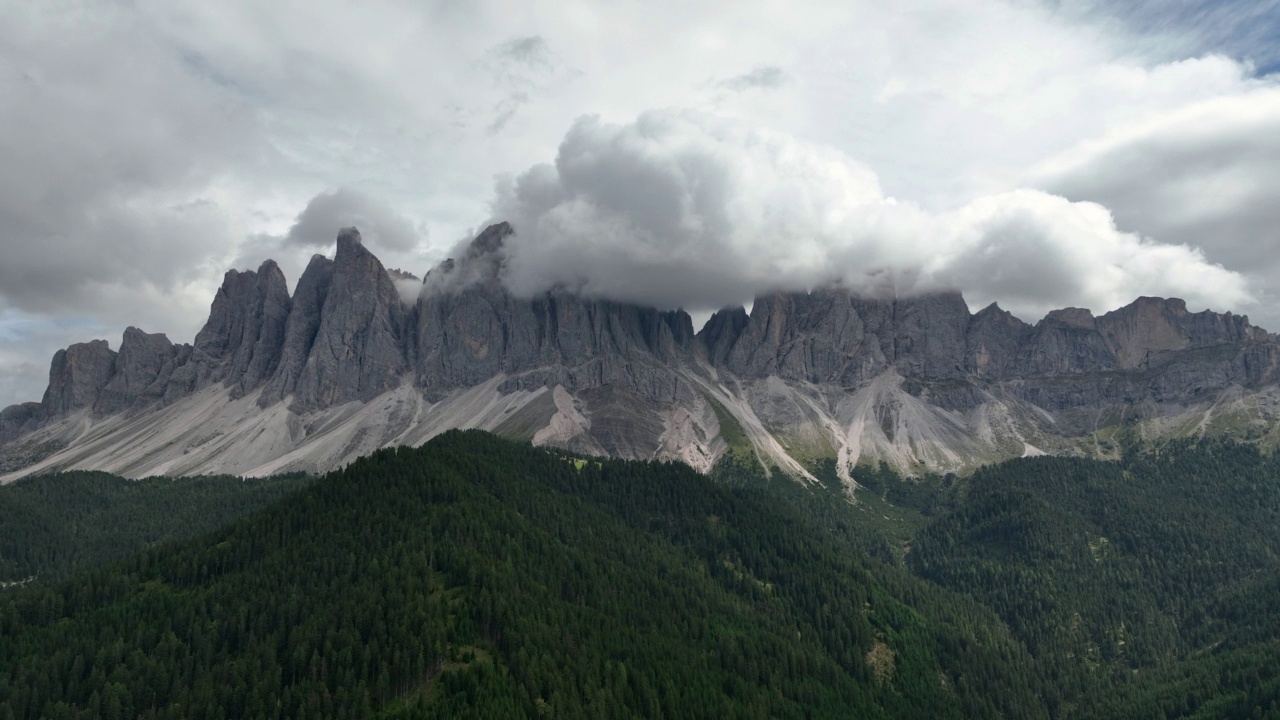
4, 222, 1280, 482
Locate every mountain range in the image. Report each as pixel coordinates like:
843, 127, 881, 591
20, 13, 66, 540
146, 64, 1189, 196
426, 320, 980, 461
4, 222, 1279, 482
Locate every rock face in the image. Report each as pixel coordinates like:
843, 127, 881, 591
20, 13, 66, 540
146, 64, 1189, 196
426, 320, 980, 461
42, 340, 117, 417
965, 303, 1032, 379
416, 222, 695, 401
0, 403, 41, 447
6, 222, 1280, 482
1095, 296, 1261, 369
291, 228, 407, 411
189, 259, 292, 397
260, 254, 334, 407
94, 328, 178, 415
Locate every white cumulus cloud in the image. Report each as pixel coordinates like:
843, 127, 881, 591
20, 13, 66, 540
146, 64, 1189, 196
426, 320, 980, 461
491, 110, 1253, 320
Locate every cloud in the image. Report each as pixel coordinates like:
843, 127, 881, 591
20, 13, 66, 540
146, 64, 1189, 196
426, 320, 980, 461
1032, 87, 1280, 326
0, 308, 118, 409
490, 110, 1252, 320
487, 35, 555, 72
717, 66, 790, 91
480, 34, 577, 134
0, 4, 258, 320
284, 188, 423, 252
929, 191, 1251, 319
2, 0, 1279, 407
229, 188, 431, 299
1045, 0, 1280, 75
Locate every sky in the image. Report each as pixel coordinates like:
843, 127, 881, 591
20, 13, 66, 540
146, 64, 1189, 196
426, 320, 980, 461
1, 0, 1279, 408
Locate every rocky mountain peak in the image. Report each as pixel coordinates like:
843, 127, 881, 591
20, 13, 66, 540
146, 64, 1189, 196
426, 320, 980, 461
260, 254, 335, 407
291, 227, 407, 411
966, 302, 1033, 378
7, 221, 1280, 481
387, 268, 420, 283
424, 221, 513, 295
336, 226, 363, 249
94, 327, 178, 414
697, 305, 751, 366
1042, 307, 1097, 329
468, 221, 512, 257
41, 339, 117, 417
1096, 297, 1193, 369
183, 258, 292, 399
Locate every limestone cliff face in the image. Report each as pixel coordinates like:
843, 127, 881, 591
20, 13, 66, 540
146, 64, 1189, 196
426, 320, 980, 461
702, 290, 973, 386
94, 327, 179, 415
259, 254, 334, 407
965, 303, 1032, 379
691, 284, 1280, 426
1, 339, 116, 446
192, 260, 291, 391
290, 228, 407, 411
41, 340, 117, 418
416, 222, 696, 402
6, 222, 1280, 480
1095, 296, 1262, 369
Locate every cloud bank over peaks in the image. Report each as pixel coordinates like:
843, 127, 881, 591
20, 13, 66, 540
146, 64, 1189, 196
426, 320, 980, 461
488, 110, 1253, 322
234, 186, 431, 298
284, 188, 423, 253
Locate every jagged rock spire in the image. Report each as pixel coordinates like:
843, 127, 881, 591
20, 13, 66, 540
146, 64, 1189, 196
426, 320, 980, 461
291, 227, 408, 411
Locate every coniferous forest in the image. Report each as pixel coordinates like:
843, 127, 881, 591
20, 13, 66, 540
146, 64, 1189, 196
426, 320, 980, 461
3, 431, 1280, 718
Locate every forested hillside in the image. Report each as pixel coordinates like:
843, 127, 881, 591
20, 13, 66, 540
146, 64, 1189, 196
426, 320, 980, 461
907, 440, 1280, 719
0, 471, 311, 587
0, 432, 1045, 719
3, 433, 1280, 718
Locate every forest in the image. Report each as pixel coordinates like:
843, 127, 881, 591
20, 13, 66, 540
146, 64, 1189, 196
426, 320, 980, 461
2, 431, 1280, 718
0, 470, 311, 587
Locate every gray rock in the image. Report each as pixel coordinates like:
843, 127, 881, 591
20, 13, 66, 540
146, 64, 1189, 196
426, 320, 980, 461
291, 228, 408, 411
41, 340, 117, 418
260, 254, 335, 407
1017, 308, 1118, 375
189, 260, 292, 397
415, 223, 697, 402
417, 285, 697, 399
965, 303, 1033, 379
717, 289, 969, 385
892, 291, 970, 380
697, 305, 749, 366
94, 327, 177, 414
1096, 296, 1260, 369
232, 260, 292, 397
721, 290, 881, 383
0, 403, 41, 446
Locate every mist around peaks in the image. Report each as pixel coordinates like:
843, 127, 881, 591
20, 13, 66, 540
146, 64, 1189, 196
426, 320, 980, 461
235, 109, 1252, 327
476, 109, 1251, 322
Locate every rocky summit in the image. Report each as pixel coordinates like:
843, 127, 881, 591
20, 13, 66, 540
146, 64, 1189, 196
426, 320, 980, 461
4, 224, 1280, 483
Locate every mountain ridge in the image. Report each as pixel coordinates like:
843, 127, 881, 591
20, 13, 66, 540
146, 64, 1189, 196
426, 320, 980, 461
4, 222, 1280, 481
